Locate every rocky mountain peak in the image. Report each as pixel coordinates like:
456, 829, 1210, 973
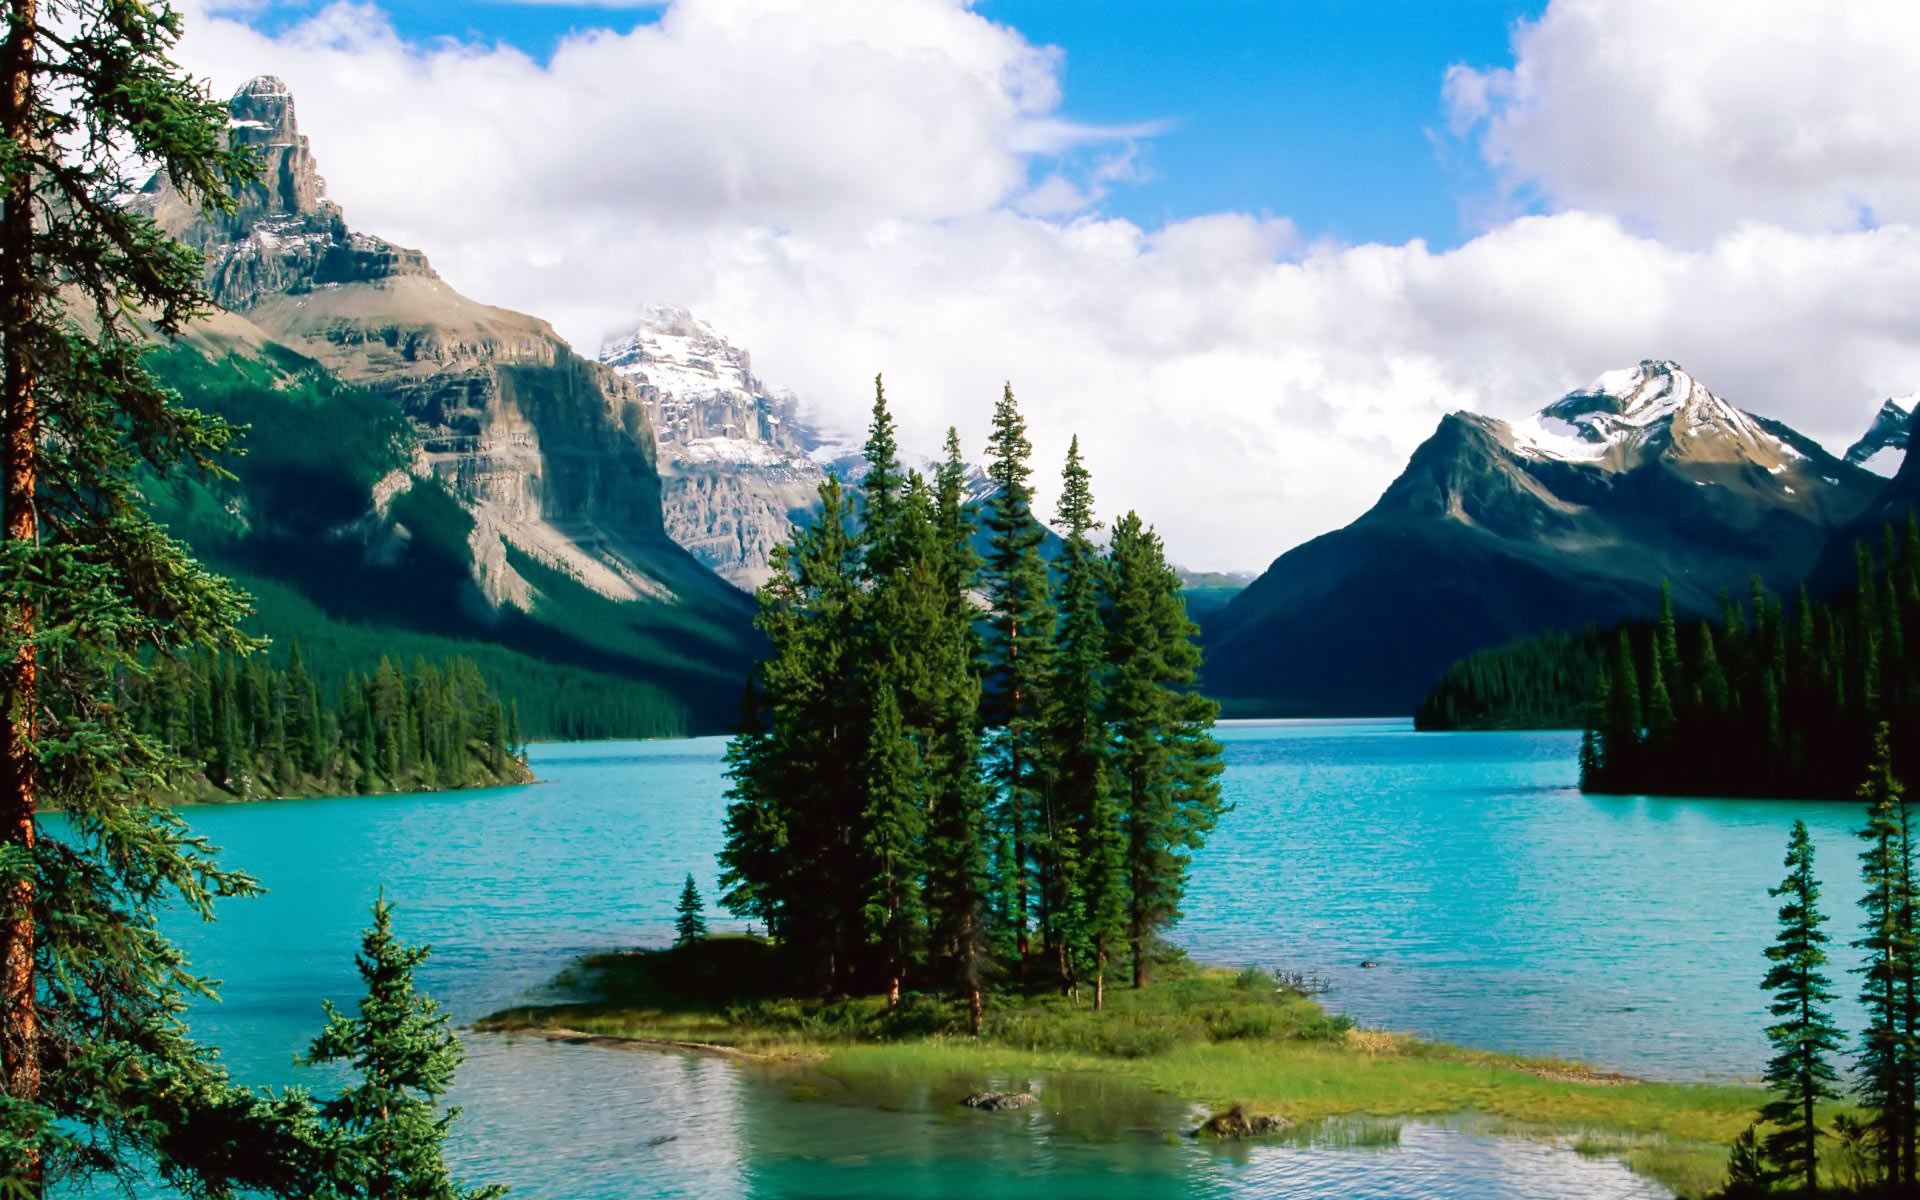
1507, 360, 1793, 468
218, 75, 331, 232
1845, 393, 1919, 477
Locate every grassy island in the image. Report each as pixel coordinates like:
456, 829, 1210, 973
479, 938, 1776, 1198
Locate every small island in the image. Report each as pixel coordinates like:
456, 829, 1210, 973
480, 937, 1761, 1198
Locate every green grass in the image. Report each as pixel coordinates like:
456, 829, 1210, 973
479, 940, 1782, 1197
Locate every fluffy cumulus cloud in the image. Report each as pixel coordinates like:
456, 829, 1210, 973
1446, 0, 1920, 241
171, 0, 1920, 570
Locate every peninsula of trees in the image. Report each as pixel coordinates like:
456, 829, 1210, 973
127, 646, 530, 801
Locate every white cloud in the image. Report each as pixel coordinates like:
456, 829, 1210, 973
169, 0, 1920, 571
1447, 0, 1920, 241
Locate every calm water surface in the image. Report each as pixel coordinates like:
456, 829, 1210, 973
64, 720, 1866, 1198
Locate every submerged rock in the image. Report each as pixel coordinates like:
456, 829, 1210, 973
963, 1091, 1038, 1111
1196, 1105, 1291, 1140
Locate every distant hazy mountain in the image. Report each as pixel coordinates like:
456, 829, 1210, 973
1202, 361, 1883, 716
134, 77, 756, 734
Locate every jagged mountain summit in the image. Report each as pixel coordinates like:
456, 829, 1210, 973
598, 307, 1001, 588
1845, 393, 1918, 477
1202, 360, 1883, 716
600, 307, 828, 589
133, 77, 755, 732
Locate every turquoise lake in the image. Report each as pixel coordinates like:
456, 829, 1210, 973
60, 720, 1877, 1198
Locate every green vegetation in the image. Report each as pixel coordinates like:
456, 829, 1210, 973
306, 899, 502, 1200
479, 941, 1764, 1198
1756, 821, 1842, 1192
719, 379, 1223, 1018
123, 642, 529, 802
1414, 628, 1604, 731
139, 343, 757, 742
0, 3, 324, 1191
674, 874, 708, 948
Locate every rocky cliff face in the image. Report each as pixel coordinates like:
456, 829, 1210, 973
599, 307, 827, 589
138, 76, 683, 610
1204, 361, 1884, 716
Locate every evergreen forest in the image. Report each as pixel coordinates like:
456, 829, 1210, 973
1583, 524, 1920, 797
720, 380, 1225, 1023
126, 644, 530, 801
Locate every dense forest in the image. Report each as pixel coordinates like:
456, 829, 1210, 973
127, 643, 530, 800
1577, 523, 1920, 797
1413, 628, 1606, 731
720, 381, 1224, 1023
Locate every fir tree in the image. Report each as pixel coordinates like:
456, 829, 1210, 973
0, 1, 334, 1192
980, 384, 1054, 968
922, 428, 990, 1032
1105, 513, 1225, 988
1043, 436, 1121, 1003
1759, 820, 1841, 1193
859, 685, 926, 1007
306, 898, 503, 1200
674, 874, 707, 949
1854, 724, 1917, 1189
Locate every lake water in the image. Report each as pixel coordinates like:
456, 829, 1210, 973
60, 720, 1873, 1198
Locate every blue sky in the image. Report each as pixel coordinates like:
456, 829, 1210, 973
241, 0, 1543, 249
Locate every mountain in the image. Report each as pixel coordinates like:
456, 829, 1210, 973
599, 307, 828, 589
134, 77, 756, 735
598, 307, 1007, 586
1845, 394, 1918, 476
1202, 360, 1883, 716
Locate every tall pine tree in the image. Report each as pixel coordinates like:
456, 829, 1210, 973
980, 385, 1054, 969
1105, 513, 1225, 988
0, 1, 330, 1192
1759, 820, 1841, 1192
1854, 724, 1917, 1189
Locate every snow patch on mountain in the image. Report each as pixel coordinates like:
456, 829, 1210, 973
1508, 360, 1801, 467
1845, 392, 1919, 477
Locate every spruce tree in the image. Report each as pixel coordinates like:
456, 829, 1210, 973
674, 874, 707, 949
1854, 724, 1916, 1189
306, 899, 503, 1200
719, 477, 865, 993
1043, 436, 1121, 1003
1105, 513, 1225, 988
1759, 820, 1841, 1192
980, 384, 1054, 968
859, 685, 926, 1007
922, 428, 990, 1032
0, 1, 335, 1192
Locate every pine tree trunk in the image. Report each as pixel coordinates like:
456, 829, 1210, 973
0, 3, 39, 1189
1093, 945, 1106, 1012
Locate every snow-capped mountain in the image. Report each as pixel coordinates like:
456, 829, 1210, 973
1204, 361, 1882, 717
599, 308, 830, 589
1845, 393, 1919, 477
600, 309, 1004, 588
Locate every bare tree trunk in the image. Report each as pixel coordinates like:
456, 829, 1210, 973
1093, 944, 1106, 1012
0, 3, 39, 1191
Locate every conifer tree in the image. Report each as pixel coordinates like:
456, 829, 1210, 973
1759, 820, 1841, 1193
1105, 513, 1225, 988
719, 477, 865, 992
674, 874, 707, 949
860, 685, 925, 1007
1043, 436, 1122, 1003
306, 899, 503, 1200
922, 428, 990, 1031
1854, 724, 1917, 1189
0, 1, 337, 1192
980, 384, 1054, 968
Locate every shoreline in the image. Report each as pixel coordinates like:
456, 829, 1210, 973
475, 948, 1762, 1199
